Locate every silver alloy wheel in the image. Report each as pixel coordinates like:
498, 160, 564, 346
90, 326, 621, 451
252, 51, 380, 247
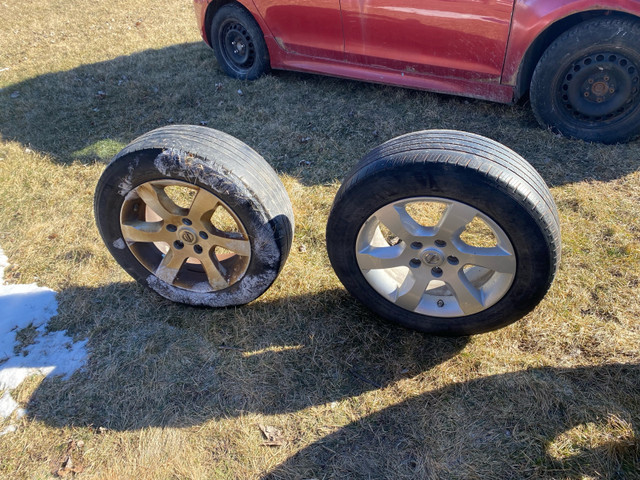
355, 197, 516, 317
120, 179, 251, 292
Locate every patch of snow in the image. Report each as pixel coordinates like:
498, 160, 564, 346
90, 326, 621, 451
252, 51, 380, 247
0, 425, 17, 436
0, 391, 20, 419
0, 247, 88, 429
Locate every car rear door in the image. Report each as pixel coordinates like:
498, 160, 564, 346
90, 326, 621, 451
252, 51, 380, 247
252, 0, 344, 60
340, 0, 515, 81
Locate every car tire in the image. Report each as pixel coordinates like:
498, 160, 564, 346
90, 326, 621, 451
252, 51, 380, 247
530, 17, 640, 144
326, 130, 561, 336
210, 3, 270, 80
94, 125, 293, 307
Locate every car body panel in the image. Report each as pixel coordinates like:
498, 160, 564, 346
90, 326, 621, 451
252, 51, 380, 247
251, 0, 344, 60
194, 0, 640, 104
340, 0, 514, 81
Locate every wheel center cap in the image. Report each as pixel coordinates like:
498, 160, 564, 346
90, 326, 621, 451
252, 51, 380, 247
422, 248, 444, 266
592, 81, 608, 96
178, 227, 198, 245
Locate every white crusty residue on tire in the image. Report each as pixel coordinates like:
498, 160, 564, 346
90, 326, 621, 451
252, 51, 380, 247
146, 272, 274, 307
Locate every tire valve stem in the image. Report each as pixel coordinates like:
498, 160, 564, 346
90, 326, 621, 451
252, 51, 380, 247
437, 299, 444, 308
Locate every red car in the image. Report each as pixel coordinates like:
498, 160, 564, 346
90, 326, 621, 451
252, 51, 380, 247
194, 1, 640, 144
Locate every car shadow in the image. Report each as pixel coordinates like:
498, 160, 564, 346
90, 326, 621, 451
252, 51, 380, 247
1, 43, 638, 187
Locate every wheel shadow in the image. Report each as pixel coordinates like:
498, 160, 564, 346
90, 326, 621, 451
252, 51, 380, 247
1, 43, 638, 187
25, 282, 468, 429
261, 363, 639, 479
23, 281, 639, 478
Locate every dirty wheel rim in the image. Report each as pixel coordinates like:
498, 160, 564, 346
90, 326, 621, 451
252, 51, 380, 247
120, 179, 251, 292
560, 52, 640, 124
356, 197, 516, 317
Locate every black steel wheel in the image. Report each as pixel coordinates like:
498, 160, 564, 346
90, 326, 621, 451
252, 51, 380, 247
211, 4, 270, 80
531, 17, 640, 144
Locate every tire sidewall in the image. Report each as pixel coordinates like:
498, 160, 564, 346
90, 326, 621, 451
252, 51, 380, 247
95, 148, 282, 307
326, 157, 555, 335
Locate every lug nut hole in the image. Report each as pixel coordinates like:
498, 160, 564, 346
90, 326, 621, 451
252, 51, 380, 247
182, 218, 192, 226
199, 231, 209, 240
409, 258, 422, 268
447, 256, 459, 265
194, 245, 203, 254
431, 267, 443, 277
411, 241, 423, 250
174, 240, 184, 250
435, 239, 447, 248
166, 224, 177, 232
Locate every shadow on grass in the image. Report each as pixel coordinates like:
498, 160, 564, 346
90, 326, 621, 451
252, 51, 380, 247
1, 43, 638, 186
24, 281, 639, 477
261, 362, 640, 479
26, 282, 468, 429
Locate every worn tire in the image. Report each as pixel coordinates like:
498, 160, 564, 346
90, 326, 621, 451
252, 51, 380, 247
211, 3, 270, 80
94, 125, 293, 307
530, 17, 640, 144
326, 130, 560, 336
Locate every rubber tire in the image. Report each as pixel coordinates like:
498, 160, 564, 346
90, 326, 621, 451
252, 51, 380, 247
94, 125, 293, 307
326, 130, 561, 336
210, 3, 270, 80
530, 17, 640, 144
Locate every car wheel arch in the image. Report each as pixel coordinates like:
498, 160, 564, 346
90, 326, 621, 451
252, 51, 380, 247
512, 10, 639, 102
204, 0, 262, 47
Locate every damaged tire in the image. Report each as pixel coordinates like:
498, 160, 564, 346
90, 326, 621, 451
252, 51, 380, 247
326, 130, 561, 336
94, 125, 293, 307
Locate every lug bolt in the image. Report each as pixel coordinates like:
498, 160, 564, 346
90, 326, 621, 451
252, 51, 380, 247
194, 245, 203, 254
435, 239, 447, 248
437, 299, 445, 308
432, 267, 443, 277
447, 256, 459, 265
584, 92, 590, 97
604, 76, 610, 82
411, 241, 423, 250
174, 240, 184, 250
409, 258, 421, 268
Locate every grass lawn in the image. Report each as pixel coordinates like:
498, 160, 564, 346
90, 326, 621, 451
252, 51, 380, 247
1, 1, 639, 478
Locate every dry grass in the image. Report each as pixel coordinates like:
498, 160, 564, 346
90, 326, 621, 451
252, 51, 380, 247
1, 1, 639, 478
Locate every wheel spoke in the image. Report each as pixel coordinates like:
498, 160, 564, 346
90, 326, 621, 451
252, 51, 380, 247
461, 247, 516, 274
155, 250, 187, 285
436, 202, 478, 238
121, 220, 166, 244
211, 233, 251, 256
136, 183, 185, 220
200, 253, 230, 290
375, 203, 423, 241
444, 272, 484, 315
395, 271, 430, 311
189, 188, 220, 222
357, 244, 405, 270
